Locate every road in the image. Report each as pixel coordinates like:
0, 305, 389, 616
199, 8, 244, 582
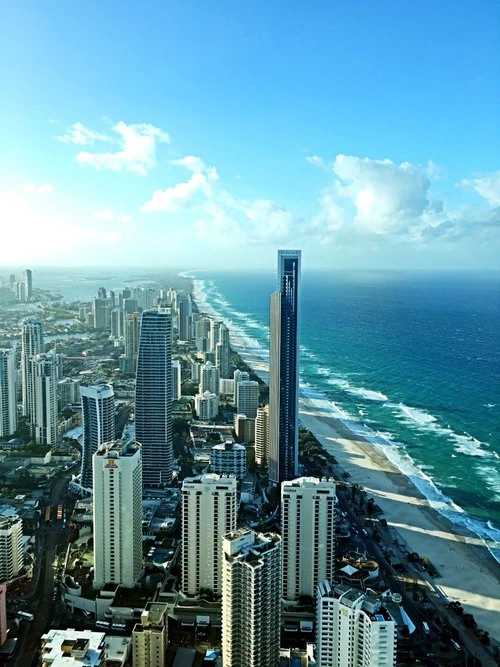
12, 472, 71, 667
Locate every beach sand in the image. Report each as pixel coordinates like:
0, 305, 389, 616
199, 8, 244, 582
192, 287, 500, 640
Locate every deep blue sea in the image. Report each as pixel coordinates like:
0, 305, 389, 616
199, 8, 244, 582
28, 267, 500, 559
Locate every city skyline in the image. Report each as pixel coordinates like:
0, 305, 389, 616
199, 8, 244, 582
0, 2, 498, 270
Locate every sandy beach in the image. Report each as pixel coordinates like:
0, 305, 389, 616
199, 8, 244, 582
193, 286, 500, 640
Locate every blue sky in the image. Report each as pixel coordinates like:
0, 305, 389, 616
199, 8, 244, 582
0, 0, 499, 270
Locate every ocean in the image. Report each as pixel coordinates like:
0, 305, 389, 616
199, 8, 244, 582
29, 267, 500, 560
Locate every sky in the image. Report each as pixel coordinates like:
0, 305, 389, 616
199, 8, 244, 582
0, 0, 499, 271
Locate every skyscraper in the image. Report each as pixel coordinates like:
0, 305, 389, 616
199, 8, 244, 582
281, 477, 336, 601
132, 603, 169, 667
135, 309, 173, 486
199, 361, 220, 395
0, 349, 17, 437
21, 317, 44, 421
92, 297, 111, 330
269, 249, 301, 486
33, 353, 59, 445
0, 515, 24, 582
181, 474, 237, 596
80, 385, 115, 491
255, 405, 269, 466
215, 323, 231, 378
171, 359, 181, 401
222, 529, 281, 667
236, 380, 259, 419
178, 295, 192, 342
124, 312, 141, 373
93, 440, 142, 589
316, 582, 397, 667
23, 268, 32, 300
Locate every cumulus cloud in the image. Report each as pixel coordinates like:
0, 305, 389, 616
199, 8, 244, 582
70, 121, 170, 175
460, 171, 500, 207
171, 155, 207, 173
23, 183, 53, 193
93, 208, 132, 224
57, 122, 110, 145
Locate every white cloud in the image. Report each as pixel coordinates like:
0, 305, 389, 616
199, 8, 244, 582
74, 121, 170, 175
305, 155, 328, 170
57, 122, 110, 145
141, 172, 212, 212
94, 208, 133, 224
460, 171, 500, 207
171, 155, 207, 173
23, 183, 53, 193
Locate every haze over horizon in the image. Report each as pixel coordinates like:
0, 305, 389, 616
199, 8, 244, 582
1, 1, 499, 270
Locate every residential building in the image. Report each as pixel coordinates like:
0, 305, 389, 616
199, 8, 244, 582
23, 268, 32, 300
195, 316, 211, 353
0, 583, 6, 646
93, 440, 142, 589
0, 349, 17, 437
269, 249, 301, 485
132, 602, 168, 667
215, 323, 231, 378
40, 628, 130, 667
255, 405, 269, 466
0, 515, 23, 582
281, 477, 336, 601
209, 320, 222, 352
181, 474, 237, 596
199, 361, 220, 395
211, 441, 246, 479
194, 391, 219, 421
171, 360, 181, 401
92, 297, 111, 330
222, 529, 281, 667
124, 312, 141, 373
316, 582, 397, 667
135, 308, 173, 486
34, 353, 59, 445
110, 307, 125, 338
178, 296, 192, 342
80, 385, 115, 492
123, 297, 140, 315
57, 377, 81, 410
21, 317, 44, 421
233, 370, 249, 407
233, 414, 255, 443
236, 380, 259, 419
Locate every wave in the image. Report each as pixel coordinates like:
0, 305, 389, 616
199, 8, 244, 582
191, 275, 500, 563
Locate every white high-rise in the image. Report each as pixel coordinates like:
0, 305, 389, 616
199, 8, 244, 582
215, 323, 231, 379
316, 582, 397, 667
93, 440, 143, 589
171, 360, 181, 401
0, 349, 17, 437
181, 474, 237, 597
34, 353, 59, 445
80, 385, 115, 492
255, 405, 269, 466
132, 602, 169, 667
222, 529, 281, 667
0, 515, 24, 581
211, 441, 246, 480
236, 380, 259, 419
281, 477, 336, 601
233, 370, 249, 407
199, 361, 220, 395
21, 317, 43, 421
194, 391, 219, 421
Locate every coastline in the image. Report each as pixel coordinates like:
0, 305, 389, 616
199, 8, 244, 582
191, 277, 500, 640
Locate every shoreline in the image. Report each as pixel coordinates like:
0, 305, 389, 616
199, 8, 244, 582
191, 277, 500, 641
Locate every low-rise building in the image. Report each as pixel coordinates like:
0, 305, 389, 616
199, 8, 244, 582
211, 441, 246, 480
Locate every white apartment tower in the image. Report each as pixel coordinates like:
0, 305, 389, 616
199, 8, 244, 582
236, 380, 259, 419
93, 441, 143, 589
199, 361, 220, 395
255, 405, 269, 466
80, 385, 115, 492
215, 323, 231, 379
132, 602, 169, 667
171, 360, 181, 401
281, 477, 336, 601
0, 349, 17, 437
34, 353, 59, 446
21, 317, 44, 421
211, 441, 246, 480
0, 515, 24, 582
316, 582, 397, 667
233, 370, 249, 406
194, 391, 219, 421
222, 529, 281, 667
181, 474, 237, 597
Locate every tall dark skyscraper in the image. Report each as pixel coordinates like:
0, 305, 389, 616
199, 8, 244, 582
23, 269, 32, 300
269, 249, 301, 486
80, 384, 115, 491
135, 308, 173, 485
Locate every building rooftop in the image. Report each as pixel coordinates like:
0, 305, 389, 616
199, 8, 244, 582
41, 629, 105, 667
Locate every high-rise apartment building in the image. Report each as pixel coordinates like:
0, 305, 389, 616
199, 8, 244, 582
92, 297, 111, 330
181, 474, 237, 596
171, 360, 181, 401
124, 312, 141, 373
215, 323, 231, 378
93, 440, 142, 589
209, 320, 222, 353
0, 349, 17, 437
211, 441, 246, 480
132, 603, 169, 667
0, 583, 7, 646
255, 405, 269, 466
135, 309, 173, 486
123, 297, 140, 315
0, 515, 24, 581
281, 477, 336, 601
222, 529, 281, 667
236, 380, 259, 419
233, 370, 249, 407
195, 316, 211, 353
80, 385, 115, 492
199, 361, 220, 395
23, 268, 32, 300
34, 353, 59, 445
194, 391, 219, 420
57, 377, 81, 410
178, 296, 192, 342
316, 582, 397, 667
21, 317, 44, 421
110, 307, 125, 338
269, 249, 301, 485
